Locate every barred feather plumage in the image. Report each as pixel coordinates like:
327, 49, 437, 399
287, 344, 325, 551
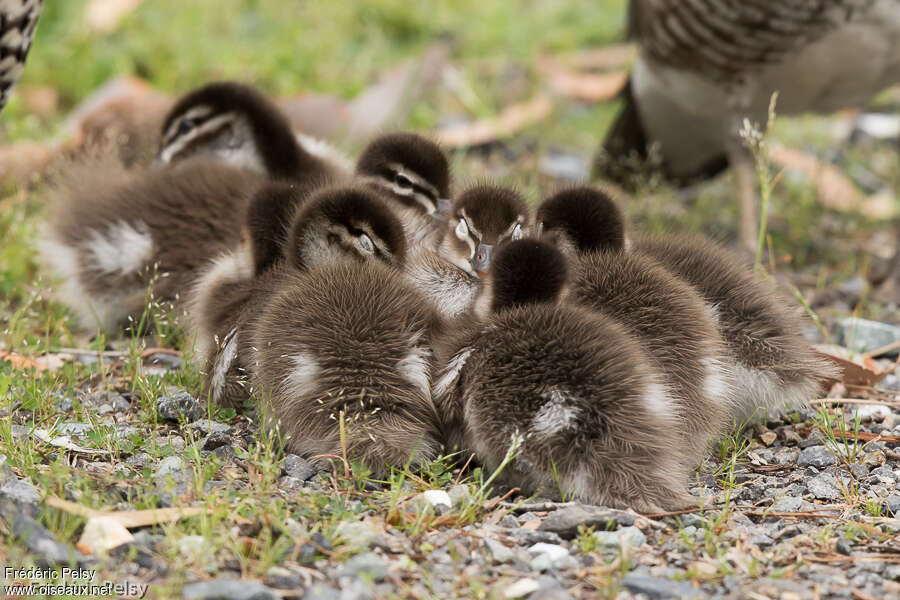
0, 0, 42, 111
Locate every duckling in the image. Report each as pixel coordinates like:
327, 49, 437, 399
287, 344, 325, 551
41, 82, 343, 332
434, 239, 693, 511
536, 186, 835, 421
247, 197, 443, 476
194, 184, 408, 408
633, 234, 838, 421
355, 132, 451, 249
405, 185, 528, 319
536, 187, 734, 462
158, 81, 350, 178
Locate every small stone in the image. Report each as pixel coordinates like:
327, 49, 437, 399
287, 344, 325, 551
771, 496, 805, 513
422, 490, 452, 511
798, 445, 836, 468
339, 578, 375, 600
484, 538, 514, 563
504, 578, 541, 599
447, 484, 471, 507
109, 394, 131, 412
836, 538, 854, 555
0, 478, 41, 516
263, 565, 302, 589
97, 403, 113, 415
125, 452, 153, 470
188, 419, 231, 436
760, 431, 777, 446
10, 510, 80, 565
538, 505, 629, 538
157, 392, 203, 422
499, 514, 519, 528
282, 454, 316, 481
56, 397, 74, 412
750, 534, 775, 549
303, 583, 340, 600
146, 352, 182, 370
851, 404, 893, 422
334, 521, 384, 553
507, 529, 564, 546
203, 431, 231, 451
835, 317, 900, 356
211, 445, 235, 462
182, 579, 278, 600
156, 456, 186, 482
621, 573, 703, 599
530, 553, 553, 572
178, 535, 210, 560
883, 495, 900, 516
592, 526, 646, 550
807, 474, 842, 500
528, 543, 569, 562
337, 552, 389, 581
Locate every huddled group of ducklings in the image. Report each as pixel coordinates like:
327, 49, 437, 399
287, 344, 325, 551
40, 82, 835, 511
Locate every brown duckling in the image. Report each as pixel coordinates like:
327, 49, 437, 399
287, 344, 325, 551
195, 184, 408, 408
405, 185, 528, 319
41, 82, 344, 333
355, 132, 451, 250
245, 191, 443, 476
434, 239, 693, 511
536, 186, 835, 422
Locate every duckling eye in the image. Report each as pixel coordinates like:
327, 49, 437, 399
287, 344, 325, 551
177, 118, 196, 136
394, 173, 414, 189
511, 223, 523, 240
455, 219, 469, 240
358, 233, 375, 255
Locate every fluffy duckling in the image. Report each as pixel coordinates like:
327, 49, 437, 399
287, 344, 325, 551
195, 184, 408, 408
42, 82, 343, 332
247, 196, 443, 476
405, 185, 528, 319
355, 132, 451, 249
537, 188, 733, 463
536, 187, 835, 421
434, 239, 693, 511
158, 81, 350, 178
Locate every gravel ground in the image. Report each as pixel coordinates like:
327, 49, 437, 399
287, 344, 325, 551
3, 346, 900, 599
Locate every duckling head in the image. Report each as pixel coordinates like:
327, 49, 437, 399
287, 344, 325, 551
536, 187, 625, 257
158, 81, 301, 179
355, 132, 451, 219
243, 181, 311, 276
490, 239, 569, 312
286, 185, 407, 271
440, 185, 529, 278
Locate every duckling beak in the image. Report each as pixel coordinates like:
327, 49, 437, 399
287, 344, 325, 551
472, 243, 495, 277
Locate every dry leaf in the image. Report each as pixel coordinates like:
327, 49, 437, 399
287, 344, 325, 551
770, 145, 864, 213
435, 95, 554, 148
0, 350, 47, 371
814, 345, 896, 387
545, 69, 627, 103
47, 496, 206, 555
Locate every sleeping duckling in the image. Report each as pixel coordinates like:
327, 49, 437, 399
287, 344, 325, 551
247, 194, 443, 476
195, 184, 408, 408
434, 239, 693, 511
405, 185, 528, 319
536, 187, 733, 461
536, 186, 835, 422
41, 81, 344, 333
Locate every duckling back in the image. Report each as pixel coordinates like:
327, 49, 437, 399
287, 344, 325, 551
251, 261, 443, 476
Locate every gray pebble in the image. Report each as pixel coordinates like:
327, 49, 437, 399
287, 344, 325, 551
807, 473, 842, 500
304, 583, 341, 600
0, 478, 40, 516
884, 495, 900, 516
282, 454, 317, 481
156, 456, 187, 483
621, 573, 703, 599
263, 565, 303, 589
157, 392, 203, 422
538, 505, 631, 538
336, 552, 389, 581
484, 537, 514, 563
188, 419, 231, 436
798, 445, 836, 468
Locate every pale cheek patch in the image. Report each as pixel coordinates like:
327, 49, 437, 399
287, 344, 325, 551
530, 388, 580, 438
86, 220, 154, 274
640, 380, 677, 426
397, 345, 432, 399
701, 356, 733, 407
